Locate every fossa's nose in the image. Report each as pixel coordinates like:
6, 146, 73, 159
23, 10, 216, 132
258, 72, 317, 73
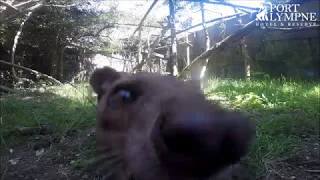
161, 111, 221, 154
154, 108, 254, 178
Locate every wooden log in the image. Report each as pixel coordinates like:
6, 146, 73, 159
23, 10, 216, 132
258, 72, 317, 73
0, 60, 62, 85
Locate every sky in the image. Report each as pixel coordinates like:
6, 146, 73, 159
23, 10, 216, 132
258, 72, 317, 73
93, 0, 264, 70
115, 1, 264, 22
108, 0, 264, 38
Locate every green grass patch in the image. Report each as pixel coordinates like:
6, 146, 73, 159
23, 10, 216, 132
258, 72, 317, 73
205, 78, 320, 177
1, 78, 319, 178
1, 83, 97, 146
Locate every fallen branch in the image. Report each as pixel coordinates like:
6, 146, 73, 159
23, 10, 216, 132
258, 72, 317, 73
0, 85, 20, 93
177, 20, 258, 79
0, 60, 62, 85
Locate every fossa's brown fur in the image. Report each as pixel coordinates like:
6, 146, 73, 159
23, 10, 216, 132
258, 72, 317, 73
90, 67, 256, 180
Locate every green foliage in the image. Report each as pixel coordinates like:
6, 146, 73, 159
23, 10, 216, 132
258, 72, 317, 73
1, 0, 120, 82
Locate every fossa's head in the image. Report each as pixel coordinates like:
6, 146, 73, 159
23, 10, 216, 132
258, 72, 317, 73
90, 67, 255, 180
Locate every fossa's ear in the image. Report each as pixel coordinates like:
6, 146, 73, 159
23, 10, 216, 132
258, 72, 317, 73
89, 67, 124, 99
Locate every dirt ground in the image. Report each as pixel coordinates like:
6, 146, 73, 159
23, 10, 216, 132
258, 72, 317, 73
1, 128, 319, 180
261, 137, 320, 180
1, 128, 103, 180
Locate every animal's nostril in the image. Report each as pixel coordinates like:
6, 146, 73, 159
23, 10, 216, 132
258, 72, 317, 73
160, 111, 215, 154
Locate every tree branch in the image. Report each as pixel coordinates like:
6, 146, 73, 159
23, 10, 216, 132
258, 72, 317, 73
0, 60, 62, 85
82, 24, 115, 37
162, 12, 244, 41
2, 3, 43, 23
44, 4, 76, 8
115, 23, 162, 28
0, 1, 16, 11
14, 0, 41, 9
2, 2, 75, 23
130, 0, 159, 39
184, 0, 260, 11
131, 25, 169, 73
177, 19, 258, 79
0, 1, 40, 24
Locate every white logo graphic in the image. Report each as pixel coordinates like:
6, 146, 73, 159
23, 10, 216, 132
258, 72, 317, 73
255, 2, 318, 28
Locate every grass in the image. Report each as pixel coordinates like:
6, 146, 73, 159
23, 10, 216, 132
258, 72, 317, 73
1, 78, 319, 179
1, 83, 97, 147
205, 78, 320, 178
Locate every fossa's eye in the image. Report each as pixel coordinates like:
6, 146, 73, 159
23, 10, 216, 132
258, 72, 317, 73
118, 89, 134, 103
107, 89, 136, 109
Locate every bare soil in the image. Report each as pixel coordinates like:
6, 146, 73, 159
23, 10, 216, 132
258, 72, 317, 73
1, 128, 102, 180
1, 128, 319, 180
261, 137, 320, 180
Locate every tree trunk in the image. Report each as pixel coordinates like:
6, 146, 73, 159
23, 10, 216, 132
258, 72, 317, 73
241, 39, 251, 79
165, 46, 170, 74
185, 32, 190, 66
58, 45, 66, 80
136, 27, 143, 72
11, 11, 34, 80
168, 0, 177, 76
158, 57, 162, 73
199, 2, 210, 89
50, 35, 59, 78
122, 56, 127, 72
147, 34, 153, 72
